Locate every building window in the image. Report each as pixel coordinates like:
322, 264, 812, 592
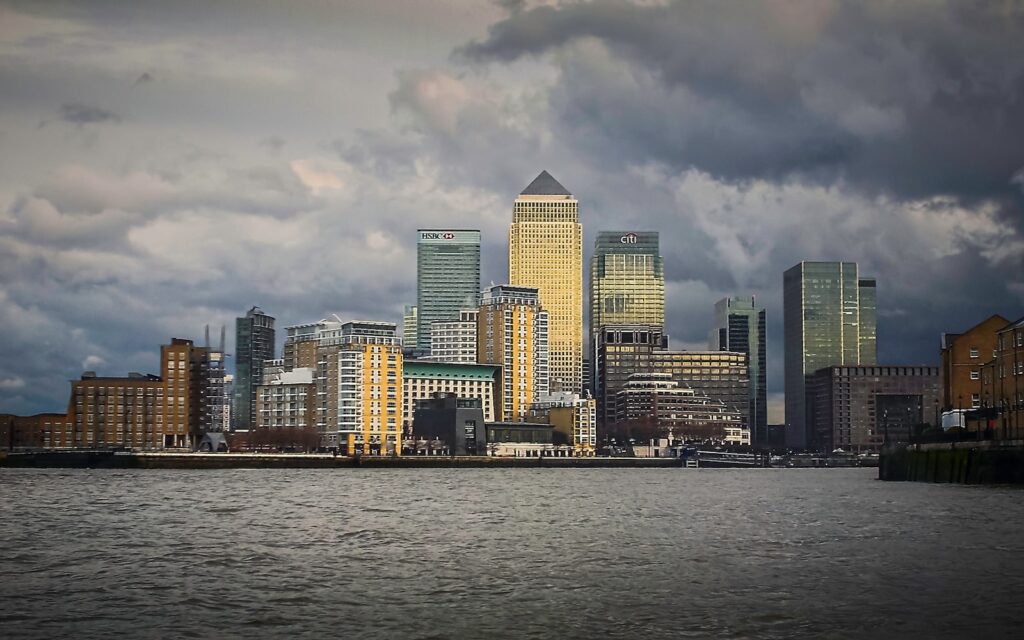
969, 347, 979, 359
970, 370, 980, 380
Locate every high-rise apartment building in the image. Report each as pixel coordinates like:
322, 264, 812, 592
416, 230, 481, 352
284, 320, 336, 371
477, 285, 549, 421
402, 360, 500, 427
784, 262, 877, 449
590, 231, 664, 380
316, 321, 402, 455
234, 306, 275, 430
710, 297, 767, 445
427, 309, 478, 363
509, 171, 583, 393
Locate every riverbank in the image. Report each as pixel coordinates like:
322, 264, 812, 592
0, 450, 685, 469
879, 440, 1024, 484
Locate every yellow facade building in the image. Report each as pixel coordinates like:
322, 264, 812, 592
317, 321, 403, 455
477, 285, 549, 421
509, 171, 583, 393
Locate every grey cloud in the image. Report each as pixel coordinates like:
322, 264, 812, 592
132, 72, 154, 86
458, 1, 1024, 207
58, 102, 122, 125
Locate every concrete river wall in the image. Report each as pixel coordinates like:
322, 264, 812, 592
880, 440, 1024, 484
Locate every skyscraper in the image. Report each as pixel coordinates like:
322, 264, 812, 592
477, 285, 549, 421
590, 231, 664, 393
416, 230, 481, 352
710, 297, 767, 445
784, 262, 877, 449
509, 171, 583, 393
233, 306, 275, 430
590, 231, 664, 331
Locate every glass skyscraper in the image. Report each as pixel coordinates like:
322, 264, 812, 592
233, 306, 275, 430
710, 297, 767, 445
784, 262, 877, 449
416, 230, 481, 352
589, 231, 664, 336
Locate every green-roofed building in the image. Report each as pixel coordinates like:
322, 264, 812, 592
402, 360, 501, 428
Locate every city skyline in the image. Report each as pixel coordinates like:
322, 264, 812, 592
1, 1, 1022, 423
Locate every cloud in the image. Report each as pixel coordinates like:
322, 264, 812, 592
132, 71, 153, 87
0, 376, 26, 391
458, 0, 1024, 207
58, 103, 122, 126
1, 0, 1022, 419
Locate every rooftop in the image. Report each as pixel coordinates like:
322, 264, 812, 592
520, 170, 571, 196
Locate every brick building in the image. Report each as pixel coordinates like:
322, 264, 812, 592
940, 314, 1009, 412
807, 365, 940, 452
980, 316, 1024, 436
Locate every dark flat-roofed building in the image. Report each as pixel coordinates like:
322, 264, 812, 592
410, 393, 486, 456
807, 365, 939, 452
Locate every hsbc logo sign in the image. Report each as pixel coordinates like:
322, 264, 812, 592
620, 233, 638, 244
421, 232, 457, 240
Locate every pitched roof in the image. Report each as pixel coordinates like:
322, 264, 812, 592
520, 170, 571, 196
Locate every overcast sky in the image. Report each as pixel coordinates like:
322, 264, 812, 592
1, 0, 1022, 421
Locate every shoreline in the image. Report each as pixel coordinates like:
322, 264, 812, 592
0, 450, 686, 469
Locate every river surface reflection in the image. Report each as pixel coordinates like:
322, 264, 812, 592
1, 467, 1022, 638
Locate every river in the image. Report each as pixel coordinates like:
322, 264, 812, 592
1, 467, 1022, 638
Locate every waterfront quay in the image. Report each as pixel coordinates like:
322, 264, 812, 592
880, 439, 1024, 484
0, 450, 683, 470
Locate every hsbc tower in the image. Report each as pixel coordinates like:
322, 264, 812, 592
415, 229, 482, 352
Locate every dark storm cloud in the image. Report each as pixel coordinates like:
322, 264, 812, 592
459, 0, 1024, 205
58, 102, 121, 125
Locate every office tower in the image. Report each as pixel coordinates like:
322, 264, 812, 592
614, 373, 747, 445
402, 305, 418, 347
594, 325, 668, 428
316, 321, 402, 455
416, 230, 481, 351
477, 285, 549, 421
233, 306, 275, 430
649, 350, 750, 440
590, 230, 664, 348
710, 297, 767, 445
402, 361, 500, 426
509, 171, 583, 393
807, 365, 939, 451
427, 309, 478, 363
783, 262, 877, 449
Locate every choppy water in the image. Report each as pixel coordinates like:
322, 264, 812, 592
1, 467, 1022, 639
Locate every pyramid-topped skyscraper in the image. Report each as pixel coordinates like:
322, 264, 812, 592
509, 171, 583, 394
